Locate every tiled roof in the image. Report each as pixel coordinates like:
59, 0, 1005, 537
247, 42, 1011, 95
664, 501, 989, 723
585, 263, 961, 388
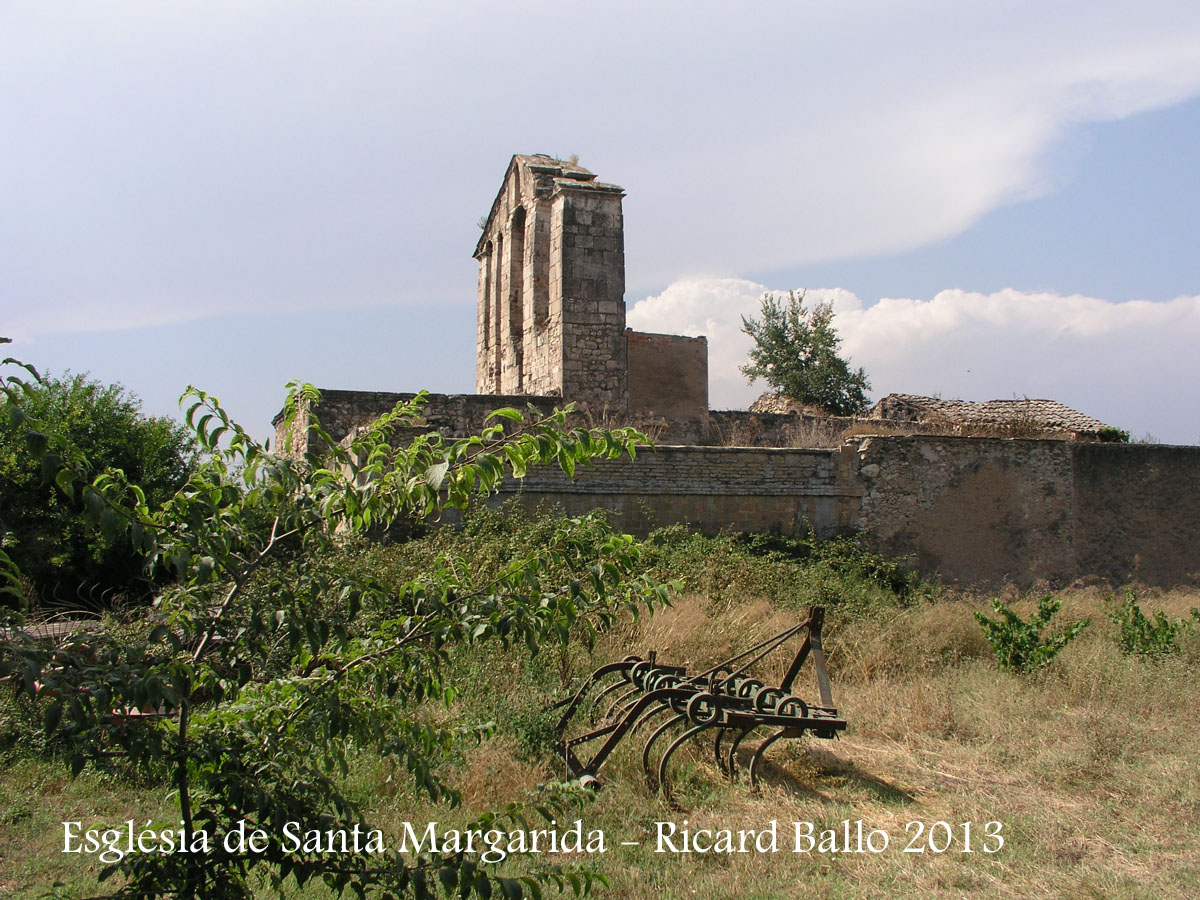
871, 393, 1111, 434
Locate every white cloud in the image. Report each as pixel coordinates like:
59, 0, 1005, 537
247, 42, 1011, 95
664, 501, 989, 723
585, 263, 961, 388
628, 278, 1200, 445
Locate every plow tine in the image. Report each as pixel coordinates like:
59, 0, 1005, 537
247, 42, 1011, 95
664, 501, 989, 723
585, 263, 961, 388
642, 713, 685, 790
713, 728, 727, 775
589, 678, 634, 723
604, 685, 643, 722
660, 723, 715, 805
630, 701, 672, 737
749, 729, 789, 788
553, 659, 638, 731
727, 725, 756, 781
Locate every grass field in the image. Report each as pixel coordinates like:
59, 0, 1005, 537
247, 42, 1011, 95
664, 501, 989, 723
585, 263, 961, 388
3, 523, 1198, 900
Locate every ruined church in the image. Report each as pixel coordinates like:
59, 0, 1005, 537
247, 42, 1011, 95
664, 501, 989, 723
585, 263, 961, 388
473, 153, 708, 427
276, 153, 1114, 452
273, 154, 1198, 588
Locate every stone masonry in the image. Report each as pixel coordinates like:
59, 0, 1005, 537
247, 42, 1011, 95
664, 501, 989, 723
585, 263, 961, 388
271, 154, 1200, 588
474, 155, 630, 413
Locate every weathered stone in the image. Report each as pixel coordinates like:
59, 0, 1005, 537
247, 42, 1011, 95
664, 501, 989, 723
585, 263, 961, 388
270, 153, 1200, 589
471, 154, 708, 422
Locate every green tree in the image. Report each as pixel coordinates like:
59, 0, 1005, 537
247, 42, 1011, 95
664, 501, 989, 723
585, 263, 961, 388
0, 350, 669, 900
0, 369, 195, 607
740, 291, 871, 416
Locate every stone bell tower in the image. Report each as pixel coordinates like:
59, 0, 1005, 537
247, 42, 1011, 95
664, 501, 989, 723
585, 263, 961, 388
473, 154, 628, 413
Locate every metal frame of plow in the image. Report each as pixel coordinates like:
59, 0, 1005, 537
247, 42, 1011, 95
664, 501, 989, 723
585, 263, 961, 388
552, 605, 846, 799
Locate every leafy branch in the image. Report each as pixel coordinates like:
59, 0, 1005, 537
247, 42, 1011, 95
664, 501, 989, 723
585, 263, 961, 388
0, 358, 667, 900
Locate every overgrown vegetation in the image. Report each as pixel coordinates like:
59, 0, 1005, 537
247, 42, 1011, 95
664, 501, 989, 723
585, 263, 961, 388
4, 346, 1199, 900
7, 542, 1200, 899
0, 348, 668, 900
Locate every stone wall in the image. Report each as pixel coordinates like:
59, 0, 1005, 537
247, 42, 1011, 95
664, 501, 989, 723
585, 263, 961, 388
273, 389, 564, 455
1071, 443, 1200, 584
275, 389, 857, 453
554, 184, 628, 412
494, 445, 862, 538
847, 436, 1200, 587
276, 392, 1200, 588
849, 436, 1077, 585
493, 436, 1200, 589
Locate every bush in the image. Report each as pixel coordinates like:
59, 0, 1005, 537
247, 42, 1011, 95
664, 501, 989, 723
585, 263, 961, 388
974, 595, 1090, 673
0, 371, 195, 608
1107, 591, 1189, 658
1097, 426, 1131, 443
639, 526, 920, 617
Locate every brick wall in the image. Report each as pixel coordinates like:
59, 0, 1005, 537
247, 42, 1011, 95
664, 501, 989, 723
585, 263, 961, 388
626, 330, 708, 426
494, 445, 861, 538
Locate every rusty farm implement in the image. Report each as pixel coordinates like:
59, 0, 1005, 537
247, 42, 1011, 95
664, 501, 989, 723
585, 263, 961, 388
552, 606, 846, 798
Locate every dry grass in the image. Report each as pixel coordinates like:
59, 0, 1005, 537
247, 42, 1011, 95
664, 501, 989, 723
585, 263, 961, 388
7, 588, 1198, 899
782, 418, 846, 449
563, 586, 1200, 899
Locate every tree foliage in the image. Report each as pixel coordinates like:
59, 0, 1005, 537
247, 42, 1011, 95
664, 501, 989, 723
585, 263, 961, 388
0, 369, 195, 607
740, 291, 871, 416
0, 347, 670, 900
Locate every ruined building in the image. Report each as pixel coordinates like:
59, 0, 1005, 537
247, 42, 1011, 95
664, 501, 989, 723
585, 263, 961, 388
276, 155, 712, 453
272, 154, 1199, 588
278, 153, 1113, 451
473, 154, 708, 426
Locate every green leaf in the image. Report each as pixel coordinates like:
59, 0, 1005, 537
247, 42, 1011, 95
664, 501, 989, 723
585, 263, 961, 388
486, 408, 524, 423
54, 465, 75, 501
425, 460, 450, 491
43, 701, 63, 735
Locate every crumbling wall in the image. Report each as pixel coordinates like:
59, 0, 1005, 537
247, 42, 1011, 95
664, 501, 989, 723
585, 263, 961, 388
498, 437, 1200, 588
474, 155, 628, 414
849, 436, 1077, 585
277, 392, 1200, 588
846, 436, 1200, 587
273, 389, 564, 456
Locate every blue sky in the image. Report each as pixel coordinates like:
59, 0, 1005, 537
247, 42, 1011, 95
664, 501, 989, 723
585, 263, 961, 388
4, 2, 1200, 444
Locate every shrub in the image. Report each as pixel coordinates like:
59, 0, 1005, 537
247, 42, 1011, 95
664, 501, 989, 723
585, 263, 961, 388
0, 352, 667, 899
1097, 426, 1131, 443
638, 526, 921, 618
974, 595, 1090, 673
0, 371, 195, 608
1107, 591, 1187, 658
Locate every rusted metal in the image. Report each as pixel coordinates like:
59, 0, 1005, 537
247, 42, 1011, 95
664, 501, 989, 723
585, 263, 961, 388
552, 605, 846, 798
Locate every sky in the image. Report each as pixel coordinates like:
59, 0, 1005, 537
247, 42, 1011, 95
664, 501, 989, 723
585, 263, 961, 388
3, 1, 1200, 444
